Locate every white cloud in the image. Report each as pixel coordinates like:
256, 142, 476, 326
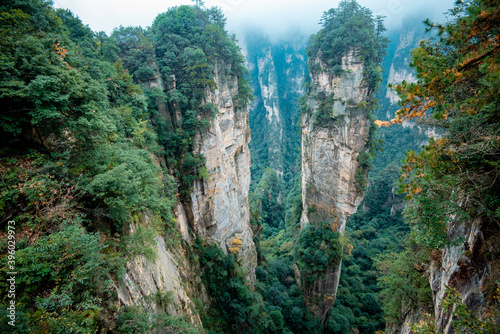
52, 0, 455, 37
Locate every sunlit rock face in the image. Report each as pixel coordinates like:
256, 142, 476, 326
190, 61, 257, 282
117, 70, 205, 327
428, 214, 499, 334
118, 58, 257, 326
300, 48, 372, 322
117, 220, 203, 327
301, 48, 370, 232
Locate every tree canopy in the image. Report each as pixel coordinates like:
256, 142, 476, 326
385, 0, 500, 244
376, 0, 500, 331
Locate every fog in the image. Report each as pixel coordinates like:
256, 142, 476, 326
53, 0, 456, 38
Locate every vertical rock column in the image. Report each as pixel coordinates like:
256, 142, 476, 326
300, 48, 372, 321
190, 61, 257, 282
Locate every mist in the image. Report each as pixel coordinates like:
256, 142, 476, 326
53, 0, 456, 39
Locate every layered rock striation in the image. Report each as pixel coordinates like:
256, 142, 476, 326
428, 213, 500, 333
190, 61, 257, 280
117, 57, 257, 323
300, 48, 373, 321
301, 48, 371, 231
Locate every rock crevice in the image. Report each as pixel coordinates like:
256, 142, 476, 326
300, 48, 372, 322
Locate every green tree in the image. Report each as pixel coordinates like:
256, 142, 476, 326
385, 0, 500, 230
374, 236, 433, 325
375, 1, 500, 330
307, 0, 388, 93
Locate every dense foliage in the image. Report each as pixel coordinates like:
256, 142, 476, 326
198, 242, 320, 334
391, 0, 500, 246
5, 0, 497, 333
376, 0, 500, 331
307, 0, 388, 93
243, 31, 322, 333
115, 305, 200, 334
375, 236, 433, 325
0, 0, 249, 332
326, 166, 409, 334
294, 224, 341, 283
145, 5, 251, 196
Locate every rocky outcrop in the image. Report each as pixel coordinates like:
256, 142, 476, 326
386, 308, 426, 334
116, 220, 203, 327
116, 66, 205, 326
301, 48, 370, 230
190, 61, 257, 281
118, 58, 257, 323
300, 48, 372, 321
427, 213, 500, 333
385, 25, 425, 109
387, 211, 500, 334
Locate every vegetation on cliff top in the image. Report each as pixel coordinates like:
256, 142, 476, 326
3, 0, 497, 333
0, 0, 248, 332
299, 0, 388, 198
307, 0, 388, 93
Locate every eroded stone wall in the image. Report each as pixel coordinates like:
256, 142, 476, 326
300, 48, 372, 321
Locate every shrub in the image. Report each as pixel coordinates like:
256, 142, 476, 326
294, 224, 341, 275
0, 217, 107, 333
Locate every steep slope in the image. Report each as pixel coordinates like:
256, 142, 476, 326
300, 47, 373, 322
372, 20, 436, 334
296, 1, 387, 323
0, 2, 204, 332
117, 58, 256, 321
243, 32, 306, 184
384, 23, 425, 107
376, 1, 500, 332
301, 48, 371, 232
191, 60, 257, 279
0, 3, 256, 332
113, 6, 258, 325
320, 18, 434, 334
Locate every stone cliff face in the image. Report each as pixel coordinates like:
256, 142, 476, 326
116, 220, 202, 325
243, 34, 306, 179
388, 211, 500, 334
428, 213, 500, 333
117, 59, 256, 324
300, 48, 372, 321
191, 61, 257, 280
301, 48, 370, 230
384, 24, 425, 109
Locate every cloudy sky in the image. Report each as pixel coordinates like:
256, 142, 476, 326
52, 0, 456, 38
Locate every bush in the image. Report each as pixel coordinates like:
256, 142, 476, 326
294, 224, 341, 275
0, 217, 106, 333
116, 306, 201, 334
85, 142, 175, 229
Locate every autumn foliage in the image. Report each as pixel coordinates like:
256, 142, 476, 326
390, 0, 500, 227
377, 1, 500, 330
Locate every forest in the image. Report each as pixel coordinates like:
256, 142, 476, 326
0, 0, 499, 333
